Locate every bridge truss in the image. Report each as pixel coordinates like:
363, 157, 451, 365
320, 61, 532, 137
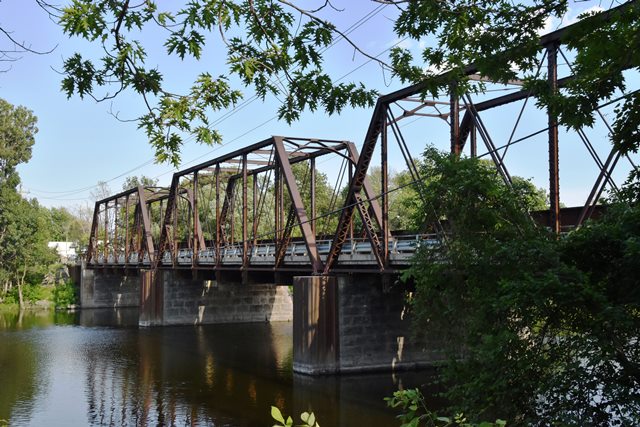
87, 6, 636, 276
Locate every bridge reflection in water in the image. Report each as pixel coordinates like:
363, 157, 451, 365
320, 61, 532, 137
77, 310, 436, 426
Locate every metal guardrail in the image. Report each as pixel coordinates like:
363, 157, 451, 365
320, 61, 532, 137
91, 234, 440, 267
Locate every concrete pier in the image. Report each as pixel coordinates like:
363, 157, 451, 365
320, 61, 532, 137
141, 270, 293, 326
80, 268, 140, 309
293, 274, 445, 375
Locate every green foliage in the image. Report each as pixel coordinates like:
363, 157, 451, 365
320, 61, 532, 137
271, 406, 320, 427
52, 281, 77, 308
38, 2, 640, 164
405, 150, 640, 425
48, 206, 88, 244
122, 175, 159, 191
0, 98, 60, 308
386, 389, 506, 427
0, 98, 38, 184
57, 1, 377, 165
391, 1, 639, 157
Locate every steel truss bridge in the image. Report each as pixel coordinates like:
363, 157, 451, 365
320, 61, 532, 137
86, 7, 636, 276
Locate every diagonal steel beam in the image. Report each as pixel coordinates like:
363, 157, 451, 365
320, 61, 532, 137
137, 185, 156, 265
273, 136, 323, 273
324, 100, 386, 274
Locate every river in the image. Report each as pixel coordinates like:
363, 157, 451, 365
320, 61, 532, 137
0, 309, 437, 426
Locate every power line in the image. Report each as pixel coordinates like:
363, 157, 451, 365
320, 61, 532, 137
29, 3, 388, 200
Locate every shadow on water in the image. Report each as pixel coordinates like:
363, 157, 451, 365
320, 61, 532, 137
0, 308, 439, 426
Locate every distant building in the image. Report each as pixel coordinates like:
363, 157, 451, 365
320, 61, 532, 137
48, 242, 78, 263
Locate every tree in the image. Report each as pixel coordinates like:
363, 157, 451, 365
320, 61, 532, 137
53, 1, 639, 165
56, 0, 378, 165
49, 206, 89, 243
404, 149, 640, 424
0, 98, 37, 185
0, 99, 58, 308
0, 1, 56, 72
89, 180, 111, 202
389, 1, 639, 154
122, 175, 159, 191
0, 189, 57, 308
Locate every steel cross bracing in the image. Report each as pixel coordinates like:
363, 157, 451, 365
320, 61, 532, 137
87, 3, 636, 275
88, 136, 414, 274
322, 2, 637, 273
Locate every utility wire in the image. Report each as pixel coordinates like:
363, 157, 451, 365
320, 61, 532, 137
28, 4, 388, 201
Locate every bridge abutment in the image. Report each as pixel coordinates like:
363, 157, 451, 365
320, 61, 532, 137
293, 274, 445, 375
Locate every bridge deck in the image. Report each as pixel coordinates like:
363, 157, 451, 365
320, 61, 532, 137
88, 235, 438, 271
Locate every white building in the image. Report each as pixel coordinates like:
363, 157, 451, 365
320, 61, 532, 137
48, 242, 78, 262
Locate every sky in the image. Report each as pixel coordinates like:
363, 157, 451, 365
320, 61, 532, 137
0, 0, 636, 212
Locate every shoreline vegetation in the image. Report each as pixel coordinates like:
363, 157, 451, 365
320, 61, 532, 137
0, 277, 78, 312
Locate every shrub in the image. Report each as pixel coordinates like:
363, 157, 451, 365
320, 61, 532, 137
52, 280, 77, 308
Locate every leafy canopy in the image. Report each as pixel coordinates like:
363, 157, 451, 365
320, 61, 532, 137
54, 1, 640, 164
57, 0, 378, 165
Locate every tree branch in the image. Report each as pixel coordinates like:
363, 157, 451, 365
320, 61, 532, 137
277, 0, 393, 71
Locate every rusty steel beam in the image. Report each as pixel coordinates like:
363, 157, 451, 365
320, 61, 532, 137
113, 199, 119, 259
218, 179, 236, 245
221, 158, 272, 166
345, 142, 385, 230
450, 84, 461, 156
273, 137, 324, 273
155, 175, 180, 268
547, 43, 561, 235
215, 165, 222, 267
324, 101, 386, 273
137, 185, 156, 264
103, 202, 109, 262
124, 194, 130, 266
86, 201, 100, 264
457, 76, 574, 148
310, 157, 316, 237
242, 154, 249, 268
381, 115, 389, 267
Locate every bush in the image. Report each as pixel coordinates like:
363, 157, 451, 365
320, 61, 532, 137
404, 150, 640, 424
386, 389, 506, 427
52, 281, 77, 308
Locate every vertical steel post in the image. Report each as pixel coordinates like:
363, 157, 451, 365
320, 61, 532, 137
242, 154, 248, 268
450, 83, 461, 156
193, 172, 199, 266
278, 165, 284, 235
275, 164, 280, 246
172, 191, 178, 260
381, 116, 389, 266
470, 123, 477, 158
229, 179, 235, 245
104, 202, 109, 262
158, 199, 164, 246
310, 157, 316, 237
124, 194, 129, 265
348, 161, 354, 241
253, 172, 258, 245
547, 43, 561, 234
113, 198, 118, 261
215, 165, 221, 267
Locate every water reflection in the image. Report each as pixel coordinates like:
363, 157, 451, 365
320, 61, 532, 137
0, 309, 436, 426
0, 328, 39, 423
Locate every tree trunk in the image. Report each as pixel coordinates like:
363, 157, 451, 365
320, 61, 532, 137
18, 263, 27, 310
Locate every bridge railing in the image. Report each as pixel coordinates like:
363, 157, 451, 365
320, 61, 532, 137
90, 233, 441, 268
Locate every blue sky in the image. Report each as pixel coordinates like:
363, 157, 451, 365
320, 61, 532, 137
1, 0, 635, 211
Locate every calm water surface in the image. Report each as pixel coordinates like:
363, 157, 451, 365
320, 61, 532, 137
0, 309, 436, 426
